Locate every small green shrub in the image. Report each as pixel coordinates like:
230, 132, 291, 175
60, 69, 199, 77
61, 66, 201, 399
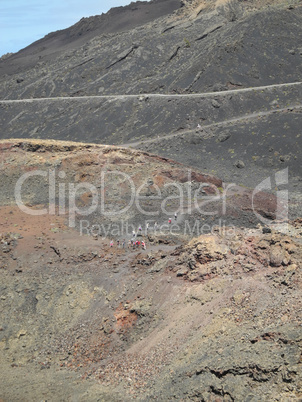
183, 38, 191, 48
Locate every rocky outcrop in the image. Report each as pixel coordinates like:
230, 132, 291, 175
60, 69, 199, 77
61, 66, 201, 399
166, 224, 302, 282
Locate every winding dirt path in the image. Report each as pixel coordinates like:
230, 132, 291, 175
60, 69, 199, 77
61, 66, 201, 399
0, 81, 301, 103
1, 82, 301, 150
122, 104, 302, 147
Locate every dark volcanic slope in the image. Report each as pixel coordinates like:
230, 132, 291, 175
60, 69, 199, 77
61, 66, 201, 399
1, 83, 302, 203
0, 0, 301, 211
135, 99, 302, 213
0, 0, 183, 76
1, 1, 302, 98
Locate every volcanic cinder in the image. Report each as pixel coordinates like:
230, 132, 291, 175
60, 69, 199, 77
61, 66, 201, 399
0, 0, 301, 401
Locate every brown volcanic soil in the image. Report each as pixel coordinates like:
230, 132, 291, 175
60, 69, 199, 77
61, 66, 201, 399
0, 139, 287, 230
0, 139, 301, 400
0, 204, 302, 400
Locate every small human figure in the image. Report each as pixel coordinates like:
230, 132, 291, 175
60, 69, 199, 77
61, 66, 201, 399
168, 218, 172, 224
138, 226, 142, 233
146, 223, 149, 232
122, 239, 125, 249
117, 239, 120, 248
132, 230, 136, 238
174, 212, 177, 220
154, 222, 158, 231
110, 240, 114, 247
197, 123, 201, 129
142, 241, 146, 250
128, 240, 132, 248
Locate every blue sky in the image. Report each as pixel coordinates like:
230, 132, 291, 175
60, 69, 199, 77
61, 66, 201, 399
0, 0, 133, 56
